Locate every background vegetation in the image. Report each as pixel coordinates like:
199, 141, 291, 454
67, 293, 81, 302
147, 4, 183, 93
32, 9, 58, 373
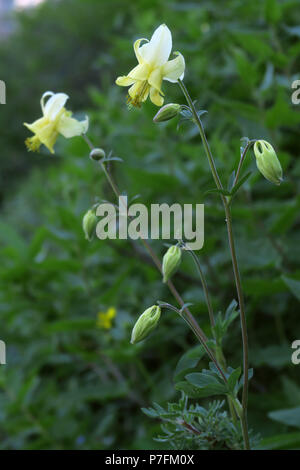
1, 0, 300, 449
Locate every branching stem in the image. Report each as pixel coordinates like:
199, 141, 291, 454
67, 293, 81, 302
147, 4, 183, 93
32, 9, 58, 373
178, 79, 250, 450
82, 134, 227, 382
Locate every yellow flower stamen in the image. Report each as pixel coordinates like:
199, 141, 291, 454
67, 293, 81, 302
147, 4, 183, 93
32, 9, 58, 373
127, 81, 150, 108
25, 136, 41, 152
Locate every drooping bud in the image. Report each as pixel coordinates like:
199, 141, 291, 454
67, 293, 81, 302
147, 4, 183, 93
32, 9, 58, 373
162, 245, 182, 283
130, 305, 161, 344
90, 148, 106, 161
253, 140, 283, 185
82, 209, 97, 241
153, 103, 181, 123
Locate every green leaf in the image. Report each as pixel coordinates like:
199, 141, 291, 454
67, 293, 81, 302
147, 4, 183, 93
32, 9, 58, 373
185, 372, 227, 396
173, 344, 206, 382
212, 300, 239, 343
251, 345, 291, 369
268, 406, 300, 429
227, 367, 241, 394
175, 381, 220, 399
229, 172, 252, 197
205, 188, 231, 197
225, 299, 239, 321
282, 276, 300, 302
258, 432, 300, 450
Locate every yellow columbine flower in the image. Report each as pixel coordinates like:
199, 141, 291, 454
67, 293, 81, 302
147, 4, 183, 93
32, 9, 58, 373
96, 307, 117, 330
24, 91, 89, 154
116, 24, 185, 107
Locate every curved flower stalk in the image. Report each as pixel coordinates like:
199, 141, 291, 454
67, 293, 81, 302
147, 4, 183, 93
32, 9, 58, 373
116, 24, 185, 107
24, 92, 89, 154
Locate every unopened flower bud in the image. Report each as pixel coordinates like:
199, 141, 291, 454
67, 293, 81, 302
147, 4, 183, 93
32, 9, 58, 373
131, 305, 161, 344
90, 148, 106, 161
162, 245, 182, 283
153, 103, 181, 123
82, 209, 97, 241
254, 140, 283, 185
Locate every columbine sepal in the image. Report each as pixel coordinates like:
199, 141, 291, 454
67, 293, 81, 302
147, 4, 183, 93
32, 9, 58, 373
130, 305, 161, 344
153, 103, 181, 123
162, 245, 182, 283
254, 140, 283, 185
82, 209, 97, 241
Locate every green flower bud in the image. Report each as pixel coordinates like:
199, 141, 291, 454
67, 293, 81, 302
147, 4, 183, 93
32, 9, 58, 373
130, 305, 161, 344
254, 140, 283, 186
90, 148, 106, 161
162, 245, 182, 283
82, 209, 97, 241
153, 103, 181, 123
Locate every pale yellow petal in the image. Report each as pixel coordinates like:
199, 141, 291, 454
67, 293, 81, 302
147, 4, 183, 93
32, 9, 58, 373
139, 24, 172, 67
128, 81, 150, 107
150, 87, 164, 107
128, 81, 142, 99
128, 63, 150, 80
134, 38, 148, 64
40, 91, 54, 115
37, 123, 58, 153
162, 52, 185, 83
24, 116, 48, 134
44, 93, 69, 121
57, 113, 89, 138
24, 116, 58, 153
148, 68, 163, 93
116, 76, 136, 87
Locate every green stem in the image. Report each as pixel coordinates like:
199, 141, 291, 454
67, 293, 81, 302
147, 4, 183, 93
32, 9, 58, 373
82, 135, 227, 382
233, 140, 256, 187
178, 80, 223, 191
184, 245, 239, 425
185, 246, 215, 328
178, 79, 250, 450
186, 247, 240, 425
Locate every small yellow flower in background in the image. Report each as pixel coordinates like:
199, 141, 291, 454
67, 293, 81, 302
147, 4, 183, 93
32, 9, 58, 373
24, 91, 89, 154
116, 24, 185, 108
96, 307, 117, 330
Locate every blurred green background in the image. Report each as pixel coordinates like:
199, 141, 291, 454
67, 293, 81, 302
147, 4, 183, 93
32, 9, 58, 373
1, 0, 300, 450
